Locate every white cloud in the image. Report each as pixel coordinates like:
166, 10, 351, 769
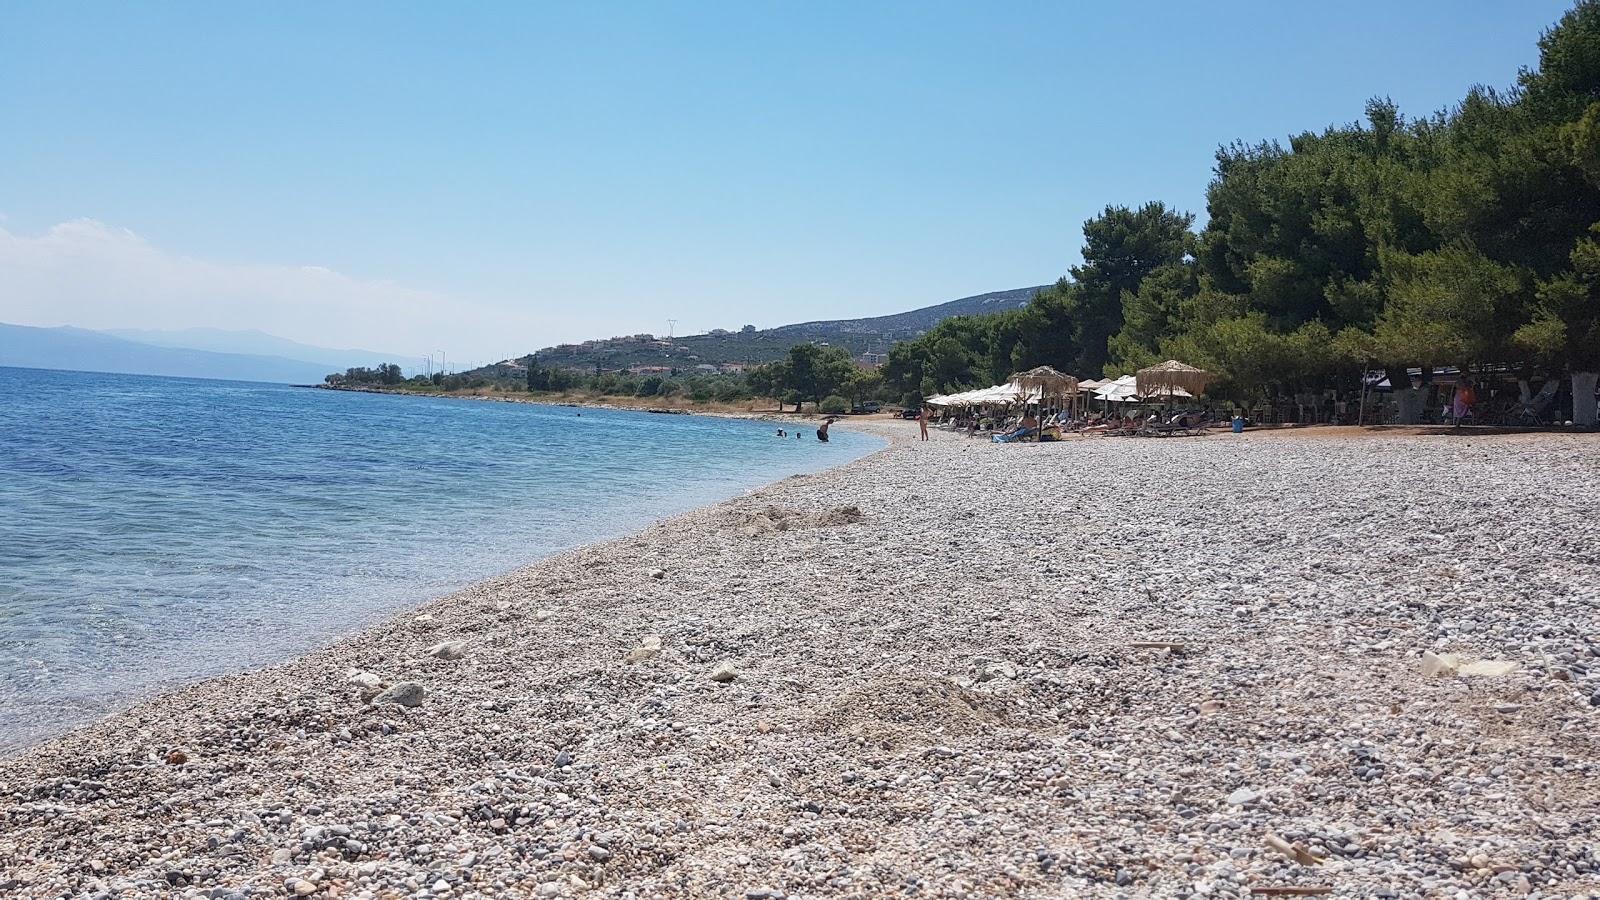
0, 218, 522, 357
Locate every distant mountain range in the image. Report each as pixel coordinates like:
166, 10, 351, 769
534, 285, 1049, 370
0, 285, 1048, 383
0, 324, 402, 385
101, 327, 402, 373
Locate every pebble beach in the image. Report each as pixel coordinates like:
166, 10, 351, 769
3, 421, 1598, 899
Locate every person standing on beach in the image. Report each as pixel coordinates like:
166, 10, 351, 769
918, 407, 930, 441
1452, 377, 1476, 425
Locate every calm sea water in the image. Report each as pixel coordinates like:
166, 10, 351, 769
0, 367, 880, 752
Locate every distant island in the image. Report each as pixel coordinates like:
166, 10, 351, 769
0, 323, 405, 385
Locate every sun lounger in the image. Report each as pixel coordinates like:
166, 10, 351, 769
992, 427, 1037, 443
1082, 424, 1134, 437
1132, 420, 1211, 437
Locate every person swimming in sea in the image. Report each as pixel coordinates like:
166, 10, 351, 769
775, 428, 787, 438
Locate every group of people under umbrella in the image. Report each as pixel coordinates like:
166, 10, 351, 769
923, 361, 1214, 441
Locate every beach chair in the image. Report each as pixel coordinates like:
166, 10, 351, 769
1510, 381, 1560, 425
1133, 414, 1212, 437
1132, 422, 1197, 437
1080, 421, 1129, 437
992, 427, 1038, 443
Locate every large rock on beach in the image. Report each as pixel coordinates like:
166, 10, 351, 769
626, 634, 664, 662
369, 681, 425, 707
425, 640, 468, 660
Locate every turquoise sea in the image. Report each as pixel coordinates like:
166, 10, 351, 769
0, 367, 880, 752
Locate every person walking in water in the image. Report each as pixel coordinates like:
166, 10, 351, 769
816, 416, 835, 442
918, 406, 930, 441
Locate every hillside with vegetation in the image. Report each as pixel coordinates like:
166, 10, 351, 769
765, 286, 1042, 338
528, 286, 1045, 372
322, 341, 885, 415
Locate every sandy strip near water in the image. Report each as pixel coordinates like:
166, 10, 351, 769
2, 422, 1598, 899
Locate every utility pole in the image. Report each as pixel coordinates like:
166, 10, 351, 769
667, 319, 677, 339
438, 351, 447, 374
424, 354, 433, 377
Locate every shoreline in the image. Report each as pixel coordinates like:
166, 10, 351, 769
306, 383, 840, 425
3, 425, 1597, 897
311, 383, 1600, 438
0, 412, 889, 760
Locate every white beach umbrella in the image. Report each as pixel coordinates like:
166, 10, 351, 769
981, 383, 1028, 405
1093, 375, 1140, 402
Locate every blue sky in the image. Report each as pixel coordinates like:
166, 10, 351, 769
0, 1, 1575, 365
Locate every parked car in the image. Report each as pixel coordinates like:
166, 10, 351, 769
850, 401, 883, 415
898, 407, 921, 419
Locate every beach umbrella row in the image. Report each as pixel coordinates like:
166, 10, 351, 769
926, 382, 1036, 407
928, 361, 1208, 409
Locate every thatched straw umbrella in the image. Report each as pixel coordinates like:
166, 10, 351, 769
1136, 360, 1209, 402
1011, 366, 1079, 428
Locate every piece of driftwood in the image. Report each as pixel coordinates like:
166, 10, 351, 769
1249, 887, 1333, 896
1130, 641, 1187, 650
1265, 834, 1323, 866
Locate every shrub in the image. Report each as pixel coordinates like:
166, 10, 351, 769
715, 381, 752, 402
819, 394, 849, 414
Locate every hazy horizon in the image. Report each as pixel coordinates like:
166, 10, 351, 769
1, 1, 1570, 362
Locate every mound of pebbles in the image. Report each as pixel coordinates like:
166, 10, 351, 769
2, 424, 1597, 898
